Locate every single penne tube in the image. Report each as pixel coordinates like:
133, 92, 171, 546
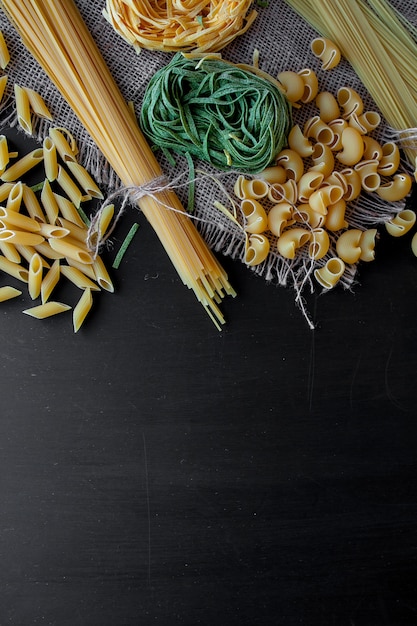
0, 134, 10, 171
1, 148, 44, 182
0, 285, 22, 302
0, 255, 29, 282
0, 206, 41, 231
314, 257, 345, 289
73, 287, 93, 332
48, 127, 78, 162
0, 181, 13, 202
60, 264, 100, 291
54, 192, 86, 228
14, 84, 32, 135
34, 240, 65, 260
28, 252, 43, 299
97, 203, 114, 236
38, 222, 70, 239
24, 87, 53, 120
6, 181, 24, 212
0, 31, 10, 69
0, 74, 8, 103
66, 161, 103, 199
92, 255, 114, 292
43, 135, 58, 181
55, 216, 88, 242
41, 179, 59, 223
66, 256, 96, 280
0, 229, 45, 246
22, 184, 47, 222
41, 259, 60, 303
15, 243, 50, 267
48, 236, 94, 264
56, 165, 85, 207
0, 240, 21, 263
23, 300, 71, 319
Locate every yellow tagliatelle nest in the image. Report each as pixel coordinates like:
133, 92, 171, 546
103, 0, 257, 53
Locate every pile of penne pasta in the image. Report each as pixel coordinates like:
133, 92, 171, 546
233, 46, 416, 289
0, 122, 117, 332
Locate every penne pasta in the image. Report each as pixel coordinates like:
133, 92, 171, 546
66, 161, 103, 199
0, 255, 29, 282
56, 165, 86, 207
42, 135, 58, 181
0, 285, 22, 302
41, 180, 59, 223
41, 259, 60, 303
14, 84, 32, 134
1, 148, 44, 181
5, 181, 24, 212
22, 184, 47, 222
48, 236, 94, 264
0, 134, 10, 171
0, 181, 13, 202
92, 255, 114, 292
24, 86, 53, 120
72, 287, 93, 332
0, 240, 21, 263
60, 264, 100, 291
48, 127, 78, 163
37, 223, 70, 239
53, 192, 86, 228
0, 30, 10, 69
0, 74, 8, 104
15, 244, 50, 267
28, 252, 43, 299
0, 228, 44, 246
0, 205, 41, 232
22, 300, 71, 319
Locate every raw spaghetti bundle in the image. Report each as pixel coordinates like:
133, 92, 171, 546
1, 0, 236, 329
140, 53, 292, 173
103, 0, 257, 54
284, 0, 417, 176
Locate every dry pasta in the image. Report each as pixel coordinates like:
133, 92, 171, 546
310, 37, 341, 70
72, 287, 93, 332
14, 84, 32, 134
23, 301, 71, 318
0, 30, 10, 69
40, 259, 60, 303
0, 285, 22, 301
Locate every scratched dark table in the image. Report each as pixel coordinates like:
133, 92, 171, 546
1, 126, 417, 626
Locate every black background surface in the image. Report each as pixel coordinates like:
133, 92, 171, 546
1, 128, 417, 626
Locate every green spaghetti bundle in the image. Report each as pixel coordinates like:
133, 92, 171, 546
140, 53, 292, 173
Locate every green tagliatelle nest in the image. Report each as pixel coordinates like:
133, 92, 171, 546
140, 53, 292, 173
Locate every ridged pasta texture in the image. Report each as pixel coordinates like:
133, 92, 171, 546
140, 53, 292, 173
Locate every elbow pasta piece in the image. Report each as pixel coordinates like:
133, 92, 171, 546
339, 168, 362, 201
310, 37, 341, 70
293, 203, 326, 229
385, 209, 416, 236
297, 68, 319, 103
314, 257, 345, 289
276, 227, 310, 259
297, 171, 324, 203
275, 149, 304, 182
315, 91, 341, 122
359, 228, 377, 262
287, 124, 314, 158
309, 143, 335, 177
241, 198, 268, 234
257, 166, 286, 185
309, 227, 330, 260
337, 87, 364, 118
244, 233, 270, 267
354, 159, 380, 193
336, 228, 363, 264
336, 127, 364, 166
267, 179, 297, 204
304, 115, 335, 145
377, 142, 401, 175
309, 184, 344, 215
277, 70, 305, 103
324, 198, 348, 231
377, 173, 413, 202
327, 118, 348, 151
268, 202, 294, 237
362, 136, 383, 161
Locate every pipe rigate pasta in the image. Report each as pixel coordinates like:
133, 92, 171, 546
335, 228, 363, 264
288, 125, 314, 158
257, 166, 287, 185
268, 202, 294, 237
309, 184, 343, 215
354, 159, 380, 193
277, 227, 310, 259
377, 174, 413, 202
293, 203, 326, 229
297, 68, 319, 103
362, 136, 383, 162
297, 171, 324, 203
327, 118, 348, 151
324, 199, 348, 231
337, 87, 364, 118
267, 179, 297, 205
304, 116, 335, 146
244, 233, 270, 267
377, 143, 401, 176
359, 229, 378, 262
241, 199, 268, 234
339, 168, 362, 201
277, 71, 305, 103
309, 228, 330, 260
385, 209, 416, 237
234, 175, 269, 200
336, 127, 364, 166
315, 91, 341, 123
275, 149, 304, 182
310, 37, 341, 70
309, 143, 335, 177
349, 111, 381, 135
314, 257, 345, 289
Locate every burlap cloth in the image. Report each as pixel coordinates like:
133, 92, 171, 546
1, 1, 416, 324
